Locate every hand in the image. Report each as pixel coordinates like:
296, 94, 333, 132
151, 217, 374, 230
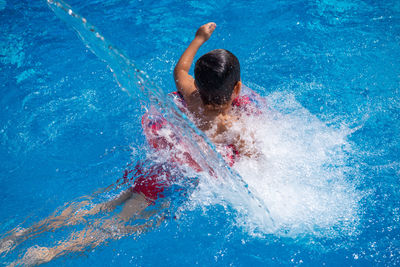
195, 22, 216, 43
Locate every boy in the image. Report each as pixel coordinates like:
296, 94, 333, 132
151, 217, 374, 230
174, 22, 242, 128
174, 22, 250, 157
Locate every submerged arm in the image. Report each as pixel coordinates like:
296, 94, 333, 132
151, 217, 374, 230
173, 22, 216, 100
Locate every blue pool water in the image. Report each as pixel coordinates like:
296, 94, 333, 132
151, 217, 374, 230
1, 0, 400, 265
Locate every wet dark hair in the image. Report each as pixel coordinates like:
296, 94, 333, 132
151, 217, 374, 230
194, 49, 240, 106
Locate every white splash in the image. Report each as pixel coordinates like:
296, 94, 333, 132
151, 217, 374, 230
190, 90, 361, 238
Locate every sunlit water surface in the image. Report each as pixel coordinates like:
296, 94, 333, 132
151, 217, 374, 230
0, 0, 399, 265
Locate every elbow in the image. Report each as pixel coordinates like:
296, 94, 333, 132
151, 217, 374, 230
173, 67, 180, 82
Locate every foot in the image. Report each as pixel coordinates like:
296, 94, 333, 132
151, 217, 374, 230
0, 239, 15, 255
0, 227, 26, 255
17, 245, 55, 266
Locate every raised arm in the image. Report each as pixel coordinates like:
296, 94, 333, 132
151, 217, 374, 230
173, 22, 216, 100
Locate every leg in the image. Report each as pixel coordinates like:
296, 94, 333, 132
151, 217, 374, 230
11, 195, 165, 267
0, 189, 134, 256
118, 192, 151, 221
0, 200, 90, 256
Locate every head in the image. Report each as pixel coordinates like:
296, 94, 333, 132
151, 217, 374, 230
194, 49, 241, 107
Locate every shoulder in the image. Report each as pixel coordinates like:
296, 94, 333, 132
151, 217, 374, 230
174, 71, 197, 101
184, 89, 204, 115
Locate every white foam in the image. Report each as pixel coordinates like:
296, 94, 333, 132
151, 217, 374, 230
189, 91, 361, 238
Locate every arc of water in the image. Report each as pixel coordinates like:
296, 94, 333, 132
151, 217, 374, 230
47, 0, 275, 231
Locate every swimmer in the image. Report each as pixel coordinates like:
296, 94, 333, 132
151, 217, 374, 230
174, 22, 257, 157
